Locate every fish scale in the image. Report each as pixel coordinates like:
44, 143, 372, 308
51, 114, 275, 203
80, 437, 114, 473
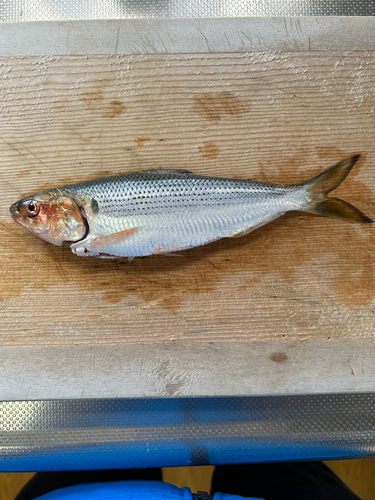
62, 171, 302, 257
64, 172, 291, 215
9, 156, 372, 259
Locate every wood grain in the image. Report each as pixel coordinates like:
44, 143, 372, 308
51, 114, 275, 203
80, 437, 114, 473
0, 52, 374, 347
326, 459, 375, 500
163, 466, 214, 494
0, 473, 34, 500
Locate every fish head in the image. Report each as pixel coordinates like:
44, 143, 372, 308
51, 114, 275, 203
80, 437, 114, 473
10, 190, 87, 246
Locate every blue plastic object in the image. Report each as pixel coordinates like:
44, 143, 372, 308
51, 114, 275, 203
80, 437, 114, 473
35, 481, 264, 500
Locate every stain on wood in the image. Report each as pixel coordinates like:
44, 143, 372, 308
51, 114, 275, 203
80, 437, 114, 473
193, 91, 249, 122
199, 142, 219, 159
81, 90, 104, 104
1, 52, 375, 347
270, 352, 288, 363
16, 170, 30, 178
135, 136, 151, 147
103, 100, 126, 118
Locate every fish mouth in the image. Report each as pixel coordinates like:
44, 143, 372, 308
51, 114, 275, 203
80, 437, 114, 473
9, 202, 21, 221
9, 202, 30, 231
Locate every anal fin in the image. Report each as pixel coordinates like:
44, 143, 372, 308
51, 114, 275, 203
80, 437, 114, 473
231, 228, 254, 238
152, 245, 185, 255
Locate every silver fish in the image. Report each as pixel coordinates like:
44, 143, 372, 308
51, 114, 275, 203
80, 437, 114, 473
9, 155, 372, 259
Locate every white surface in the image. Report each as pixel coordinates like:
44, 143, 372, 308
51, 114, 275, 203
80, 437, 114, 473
0, 17, 375, 56
2, 339, 375, 400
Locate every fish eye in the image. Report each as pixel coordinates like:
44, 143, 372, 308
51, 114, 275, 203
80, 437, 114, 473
25, 200, 40, 217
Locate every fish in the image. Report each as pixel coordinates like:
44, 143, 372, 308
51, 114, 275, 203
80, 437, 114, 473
9, 155, 372, 259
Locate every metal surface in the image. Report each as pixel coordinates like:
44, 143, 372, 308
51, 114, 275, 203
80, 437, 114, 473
1, 0, 375, 22
1, 394, 375, 471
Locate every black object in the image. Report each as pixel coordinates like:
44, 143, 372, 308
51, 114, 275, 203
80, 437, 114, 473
211, 463, 362, 500
15, 462, 362, 500
193, 492, 213, 500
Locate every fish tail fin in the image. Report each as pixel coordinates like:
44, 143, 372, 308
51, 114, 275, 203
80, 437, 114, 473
303, 155, 373, 223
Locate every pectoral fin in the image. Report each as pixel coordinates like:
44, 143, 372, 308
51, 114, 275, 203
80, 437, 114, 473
91, 227, 140, 248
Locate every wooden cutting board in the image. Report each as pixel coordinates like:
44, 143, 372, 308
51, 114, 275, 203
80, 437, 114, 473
0, 52, 374, 350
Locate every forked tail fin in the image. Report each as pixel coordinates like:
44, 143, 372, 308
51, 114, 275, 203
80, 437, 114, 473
303, 155, 373, 223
